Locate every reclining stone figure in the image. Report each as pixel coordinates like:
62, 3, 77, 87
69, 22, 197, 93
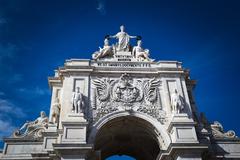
14, 111, 48, 138
211, 121, 236, 138
92, 38, 113, 60
132, 40, 152, 61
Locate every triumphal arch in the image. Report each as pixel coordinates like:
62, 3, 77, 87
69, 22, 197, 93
1, 26, 240, 160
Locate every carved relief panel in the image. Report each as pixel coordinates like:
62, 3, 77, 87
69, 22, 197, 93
91, 73, 167, 124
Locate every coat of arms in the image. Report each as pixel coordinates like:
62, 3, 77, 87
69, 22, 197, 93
113, 73, 142, 104
92, 73, 166, 123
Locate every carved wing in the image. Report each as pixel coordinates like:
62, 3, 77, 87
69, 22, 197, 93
144, 78, 161, 103
92, 78, 112, 101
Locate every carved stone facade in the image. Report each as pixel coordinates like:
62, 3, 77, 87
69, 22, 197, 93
92, 73, 166, 124
1, 27, 240, 160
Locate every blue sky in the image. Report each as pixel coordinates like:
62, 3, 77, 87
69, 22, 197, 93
0, 0, 240, 159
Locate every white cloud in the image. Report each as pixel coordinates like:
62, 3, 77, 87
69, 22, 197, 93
0, 119, 15, 140
0, 120, 14, 132
0, 99, 26, 118
0, 44, 23, 84
35, 86, 50, 95
0, 99, 26, 140
18, 86, 50, 96
96, 0, 106, 15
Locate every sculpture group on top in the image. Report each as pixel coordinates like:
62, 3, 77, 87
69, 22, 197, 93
92, 25, 152, 61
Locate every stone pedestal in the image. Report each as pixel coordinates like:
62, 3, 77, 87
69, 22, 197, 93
61, 113, 88, 144
42, 124, 59, 151
53, 143, 93, 160
114, 51, 134, 61
175, 154, 202, 160
115, 51, 132, 56
168, 113, 198, 143
51, 113, 92, 160
1, 138, 46, 160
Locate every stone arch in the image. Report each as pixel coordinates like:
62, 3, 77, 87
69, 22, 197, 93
88, 111, 171, 160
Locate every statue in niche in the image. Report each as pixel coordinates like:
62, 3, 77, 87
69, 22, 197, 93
170, 89, 185, 114
71, 87, 84, 114
109, 25, 137, 52
17, 111, 48, 136
132, 40, 152, 61
50, 98, 61, 124
92, 38, 113, 60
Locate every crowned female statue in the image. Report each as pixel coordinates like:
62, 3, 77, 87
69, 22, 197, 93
109, 25, 136, 52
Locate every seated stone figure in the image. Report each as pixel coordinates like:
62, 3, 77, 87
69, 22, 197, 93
92, 38, 113, 60
16, 111, 48, 136
132, 40, 152, 61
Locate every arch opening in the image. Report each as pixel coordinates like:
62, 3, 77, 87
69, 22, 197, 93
106, 155, 136, 160
94, 115, 161, 160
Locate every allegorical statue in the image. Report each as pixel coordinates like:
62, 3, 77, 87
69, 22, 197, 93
92, 38, 113, 60
17, 111, 48, 135
211, 121, 236, 138
132, 40, 151, 61
50, 98, 61, 124
170, 89, 184, 114
71, 87, 84, 114
109, 25, 136, 52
